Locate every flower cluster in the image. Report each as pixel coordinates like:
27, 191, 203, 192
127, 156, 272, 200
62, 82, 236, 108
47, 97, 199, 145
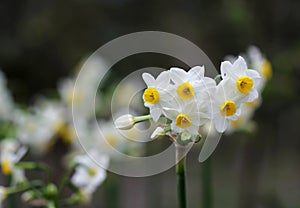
0, 55, 146, 207
116, 46, 271, 144
0, 45, 271, 207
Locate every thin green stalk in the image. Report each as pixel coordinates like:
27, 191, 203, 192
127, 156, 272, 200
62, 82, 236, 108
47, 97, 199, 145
104, 173, 119, 208
201, 158, 213, 208
6, 180, 43, 195
6, 175, 14, 208
57, 164, 77, 207
133, 115, 151, 123
15, 162, 51, 183
48, 200, 56, 208
176, 156, 187, 208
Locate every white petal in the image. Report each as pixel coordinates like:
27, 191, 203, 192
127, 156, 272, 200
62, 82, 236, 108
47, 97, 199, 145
188, 125, 199, 135
171, 122, 183, 133
162, 107, 179, 119
198, 130, 222, 162
188, 66, 204, 78
246, 69, 262, 88
233, 56, 248, 76
246, 90, 259, 103
16, 147, 27, 161
202, 77, 217, 89
220, 61, 233, 79
156, 71, 170, 88
214, 115, 228, 133
142, 73, 155, 87
246, 69, 261, 79
150, 108, 162, 122
170, 67, 187, 84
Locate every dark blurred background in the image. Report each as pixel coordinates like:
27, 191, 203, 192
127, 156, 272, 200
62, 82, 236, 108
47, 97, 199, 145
1, 0, 300, 207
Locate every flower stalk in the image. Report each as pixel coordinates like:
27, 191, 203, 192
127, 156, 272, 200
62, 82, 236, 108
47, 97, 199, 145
201, 158, 213, 208
175, 144, 188, 208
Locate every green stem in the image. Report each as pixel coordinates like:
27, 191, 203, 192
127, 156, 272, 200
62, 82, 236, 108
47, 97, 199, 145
133, 115, 151, 123
176, 152, 187, 208
57, 164, 77, 207
6, 180, 44, 195
201, 158, 213, 208
61, 194, 81, 207
104, 173, 119, 208
15, 162, 51, 183
6, 175, 14, 208
48, 200, 56, 208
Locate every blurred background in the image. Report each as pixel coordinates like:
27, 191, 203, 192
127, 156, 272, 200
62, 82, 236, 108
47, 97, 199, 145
0, 0, 300, 207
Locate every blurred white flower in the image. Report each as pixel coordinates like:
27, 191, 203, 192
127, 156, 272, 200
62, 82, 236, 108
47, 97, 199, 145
14, 100, 70, 154
58, 55, 108, 120
247, 46, 272, 81
71, 150, 109, 196
14, 109, 53, 154
70, 116, 146, 162
0, 139, 27, 184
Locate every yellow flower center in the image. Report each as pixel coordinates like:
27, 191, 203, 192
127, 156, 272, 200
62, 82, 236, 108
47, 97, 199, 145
143, 88, 160, 104
62, 127, 75, 145
220, 100, 237, 117
236, 76, 253, 94
89, 168, 97, 177
176, 114, 192, 129
261, 60, 272, 80
2, 159, 12, 175
176, 82, 194, 100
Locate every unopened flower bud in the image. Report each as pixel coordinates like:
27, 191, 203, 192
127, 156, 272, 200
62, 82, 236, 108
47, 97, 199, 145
44, 183, 58, 198
150, 127, 165, 140
115, 114, 135, 130
180, 131, 192, 142
22, 191, 35, 202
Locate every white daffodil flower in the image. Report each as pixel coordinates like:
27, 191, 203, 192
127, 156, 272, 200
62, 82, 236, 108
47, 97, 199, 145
14, 100, 73, 154
71, 150, 109, 195
14, 110, 54, 155
34, 100, 74, 144
170, 66, 216, 103
0, 139, 27, 184
142, 71, 171, 122
220, 56, 262, 103
247, 46, 272, 92
163, 101, 208, 135
247, 46, 272, 81
210, 79, 242, 133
